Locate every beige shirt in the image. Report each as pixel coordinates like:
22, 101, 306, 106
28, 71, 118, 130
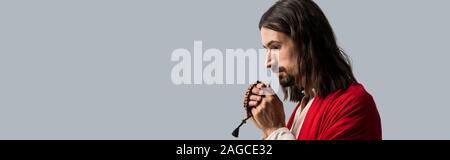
265, 97, 315, 140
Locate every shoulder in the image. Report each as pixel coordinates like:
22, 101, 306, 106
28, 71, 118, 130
324, 82, 377, 115
341, 82, 374, 104
315, 82, 382, 140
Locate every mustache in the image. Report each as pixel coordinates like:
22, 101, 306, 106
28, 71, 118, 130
272, 66, 288, 74
277, 66, 287, 73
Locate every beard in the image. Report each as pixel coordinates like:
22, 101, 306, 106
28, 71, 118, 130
278, 66, 296, 87
278, 66, 304, 102
279, 74, 295, 87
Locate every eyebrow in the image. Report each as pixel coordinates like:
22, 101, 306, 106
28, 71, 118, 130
263, 40, 280, 49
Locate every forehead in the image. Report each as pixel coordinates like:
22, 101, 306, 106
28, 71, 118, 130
260, 27, 288, 45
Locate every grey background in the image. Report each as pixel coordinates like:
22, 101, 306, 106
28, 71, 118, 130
0, 0, 449, 139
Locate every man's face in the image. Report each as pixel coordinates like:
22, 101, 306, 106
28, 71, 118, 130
261, 27, 298, 87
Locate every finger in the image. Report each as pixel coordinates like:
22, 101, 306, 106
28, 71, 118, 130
249, 95, 262, 101
251, 87, 261, 95
248, 100, 260, 107
255, 83, 266, 89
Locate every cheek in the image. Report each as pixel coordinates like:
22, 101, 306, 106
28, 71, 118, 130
278, 50, 292, 67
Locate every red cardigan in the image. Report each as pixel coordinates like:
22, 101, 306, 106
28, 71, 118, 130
286, 82, 382, 140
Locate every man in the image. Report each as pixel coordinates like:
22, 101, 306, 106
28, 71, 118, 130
248, 0, 382, 140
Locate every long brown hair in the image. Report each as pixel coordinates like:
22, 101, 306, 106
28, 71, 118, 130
259, 0, 356, 102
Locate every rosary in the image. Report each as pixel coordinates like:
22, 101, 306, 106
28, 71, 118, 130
232, 81, 265, 138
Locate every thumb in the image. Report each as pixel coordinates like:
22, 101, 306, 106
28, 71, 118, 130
259, 86, 275, 96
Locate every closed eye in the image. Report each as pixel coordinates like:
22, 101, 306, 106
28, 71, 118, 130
269, 45, 281, 50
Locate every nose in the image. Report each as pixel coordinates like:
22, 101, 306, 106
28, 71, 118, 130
266, 49, 272, 69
